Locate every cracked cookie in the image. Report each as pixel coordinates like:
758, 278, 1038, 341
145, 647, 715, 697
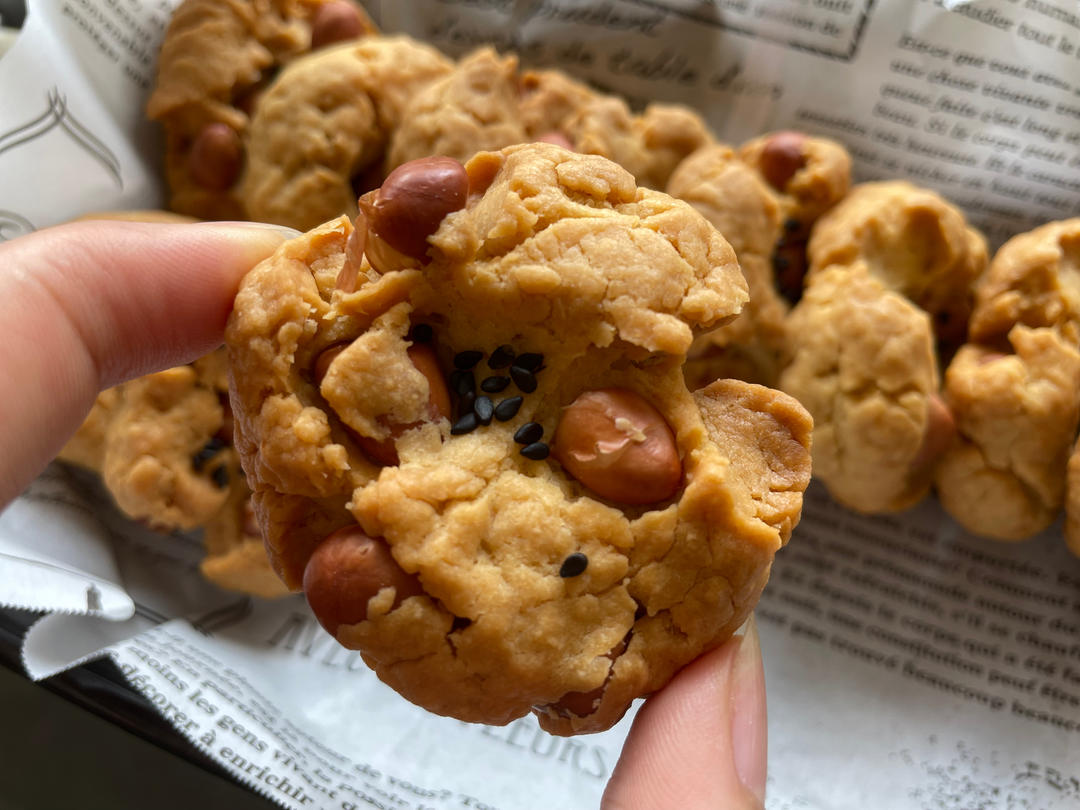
935, 327, 1080, 540
779, 263, 952, 513
226, 143, 813, 734
806, 181, 987, 351
148, 0, 378, 220
241, 35, 453, 230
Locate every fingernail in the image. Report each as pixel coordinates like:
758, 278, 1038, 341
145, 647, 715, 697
206, 221, 302, 238
731, 614, 767, 805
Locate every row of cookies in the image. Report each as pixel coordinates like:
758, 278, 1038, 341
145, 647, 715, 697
149, 0, 715, 231
670, 132, 1080, 554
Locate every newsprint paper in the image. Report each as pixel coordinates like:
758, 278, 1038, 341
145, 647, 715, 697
2, 1, 1080, 808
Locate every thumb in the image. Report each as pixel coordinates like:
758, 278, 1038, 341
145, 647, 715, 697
0, 219, 296, 505
603, 616, 767, 810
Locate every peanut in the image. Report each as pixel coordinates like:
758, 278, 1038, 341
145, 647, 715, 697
551, 389, 681, 505
187, 123, 242, 191
758, 131, 807, 192
310, 1, 368, 49
359, 157, 468, 272
303, 526, 424, 636
911, 393, 955, 473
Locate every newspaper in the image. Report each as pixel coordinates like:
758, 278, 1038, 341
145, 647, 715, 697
2, 0, 1080, 808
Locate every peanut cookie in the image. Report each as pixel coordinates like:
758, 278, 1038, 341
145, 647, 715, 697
668, 144, 788, 386
935, 327, 1080, 540
779, 263, 952, 513
148, 0, 378, 220
241, 36, 453, 231
807, 181, 987, 350
226, 144, 812, 734
738, 131, 851, 302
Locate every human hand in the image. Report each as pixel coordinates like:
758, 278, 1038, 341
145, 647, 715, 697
603, 618, 767, 809
0, 219, 293, 507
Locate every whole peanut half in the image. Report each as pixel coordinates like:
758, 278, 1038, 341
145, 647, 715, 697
188, 123, 242, 191
552, 388, 682, 505
359, 157, 468, 272
304, 525, 424, 636
758, 131, 807, 192
310, 1, 368, 49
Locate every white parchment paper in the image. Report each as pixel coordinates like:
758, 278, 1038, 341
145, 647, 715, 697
3, 1, 1080, 808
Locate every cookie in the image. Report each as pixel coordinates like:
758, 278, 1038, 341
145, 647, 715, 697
148, 0, 378, 220
241, 35, 454, 231
935, 327, 1080, 540
387, 47, 526, 170
779, 263, 952, 513
738, 132, 851, 302
668, 144, 788, 386
807, 181, 987, 350
101, 350, 237, 530
226, 143, 812, 734
936, 219, 1080, 542
967, 218, 1080, 348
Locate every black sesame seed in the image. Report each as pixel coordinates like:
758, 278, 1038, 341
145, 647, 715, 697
191, 437, 227, 472
450, 369, 475, 397
451, 412, 479, 435
510, 365, 538, 393
784, 217, 801, 233
458, 391, 476, 416
480, 375, 511, 393
494, 396, 523, 422
211, 465, 230, 489
474, 395, 494, 425
559, 552, 589, 578
513, 422, 543, 444
520, 441, 549, 460
515, 352, 544, 371
409, 323, 433, 343
488, 345, 516, 369
454, 350, 483, 370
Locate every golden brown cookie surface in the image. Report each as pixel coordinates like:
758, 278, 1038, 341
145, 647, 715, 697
227, 144, 812, 734
935, 327, 1080, 540
807, 181, 987, 350
779, 263, 947, 513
